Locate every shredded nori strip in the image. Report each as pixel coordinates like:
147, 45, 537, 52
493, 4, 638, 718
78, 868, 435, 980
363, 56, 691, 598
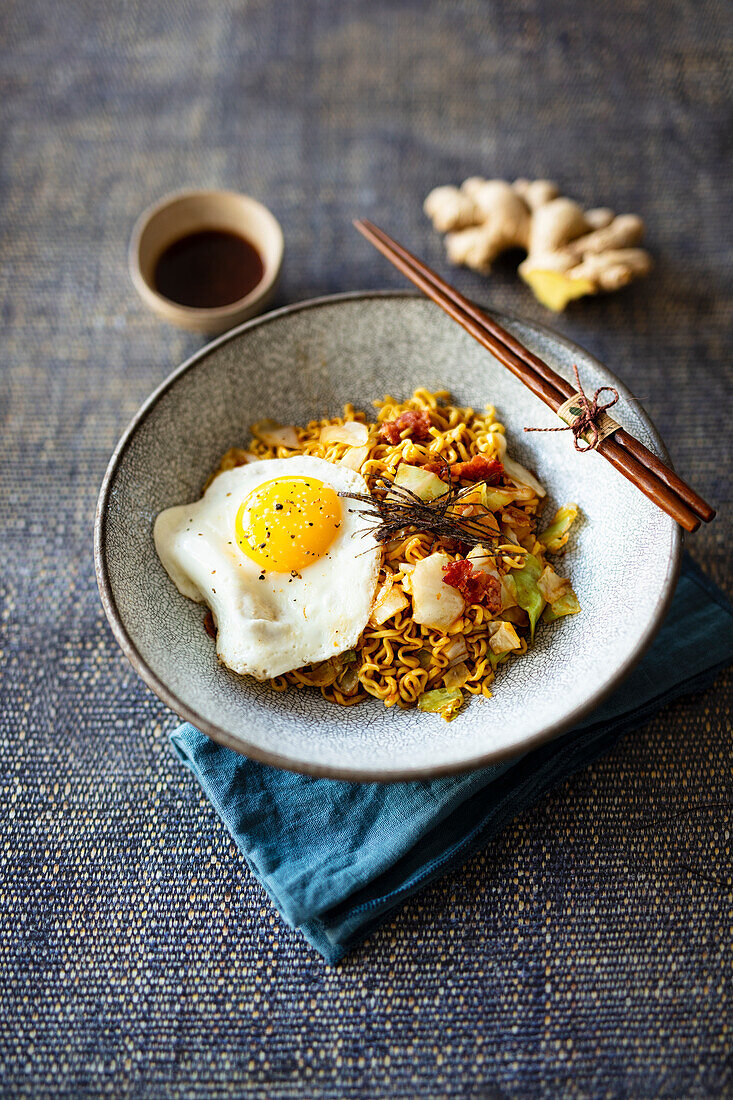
340, 458, 502, 549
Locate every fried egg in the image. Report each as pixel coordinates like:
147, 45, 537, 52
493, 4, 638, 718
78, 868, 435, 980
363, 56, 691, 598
153, 456, 380, 679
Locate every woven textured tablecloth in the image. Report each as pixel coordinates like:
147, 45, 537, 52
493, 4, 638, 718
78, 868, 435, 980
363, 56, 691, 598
1, 2, 731, 1097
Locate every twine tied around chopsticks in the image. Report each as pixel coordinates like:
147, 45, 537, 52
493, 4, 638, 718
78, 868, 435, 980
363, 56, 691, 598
524, 364, 621, 452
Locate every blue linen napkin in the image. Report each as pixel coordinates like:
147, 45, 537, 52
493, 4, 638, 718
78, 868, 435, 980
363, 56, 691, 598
171, 554, 733, 964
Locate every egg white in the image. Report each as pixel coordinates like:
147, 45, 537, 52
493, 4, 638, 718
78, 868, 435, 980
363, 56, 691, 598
154, 455, 381, 680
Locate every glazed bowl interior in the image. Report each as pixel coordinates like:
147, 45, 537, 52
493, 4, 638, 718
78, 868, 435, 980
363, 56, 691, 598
96, 293, 680, 780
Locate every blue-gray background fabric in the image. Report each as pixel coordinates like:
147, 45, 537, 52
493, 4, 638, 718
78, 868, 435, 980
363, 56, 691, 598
1, 2, 731, 1097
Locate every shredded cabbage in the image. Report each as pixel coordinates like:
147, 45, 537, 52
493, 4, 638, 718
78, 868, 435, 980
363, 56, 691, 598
417, 687, 464, 721
510, 553, 546, 640
539, 504, 579, 552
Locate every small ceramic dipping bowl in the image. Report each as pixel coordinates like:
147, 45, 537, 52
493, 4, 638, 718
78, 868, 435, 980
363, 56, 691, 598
129, 189, 284, 335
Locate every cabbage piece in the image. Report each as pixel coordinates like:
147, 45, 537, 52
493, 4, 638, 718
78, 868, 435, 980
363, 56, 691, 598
452, 487, 503, 530
502, 454, 546, 498
538, 503, 579, 552
480, 486, 517, 512
370, 581, 409, 626
250, 419, 299, 449
510, 484, 540, 503
500, 573, 518, 610
469, 509, 501, 537
511, 553, 546, 640
537, 565, 572, 604
460, 485, 509, 520
542, 589, 581, 622
218, 447, 258, 469
417, 687, 464, 722
334, 650, 360, 693
443, 634, 468, 667
501, 505, 533, 539
336, 664, 361, 694
416, 648, 433, 670
398, 562, 416, 595
489, 650, 511, 671
320, 421, 369, 446
456, 484, 483, 505
338, 444, 370, 471
306, 656, 343, 686
393, 463, 448, 502
443, 661, 471, 690
487, 430, 507, 459
501, 605, 528, 626
488, 620, 522, 654
411, 552, 465, 631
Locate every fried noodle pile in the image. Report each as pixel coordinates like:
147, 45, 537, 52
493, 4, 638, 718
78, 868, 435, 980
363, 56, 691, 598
210, 389, 580, 719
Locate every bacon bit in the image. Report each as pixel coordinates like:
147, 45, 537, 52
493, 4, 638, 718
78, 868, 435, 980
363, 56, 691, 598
423, 454, 504, 483
422, 457, 449, 478
203, 610, 217, 639
442, 559, 502, 611
379, 409, 432, 445
449, 455, 504, 484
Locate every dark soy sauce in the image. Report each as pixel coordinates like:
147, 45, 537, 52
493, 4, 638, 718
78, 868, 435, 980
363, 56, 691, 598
153, 229, 264, 309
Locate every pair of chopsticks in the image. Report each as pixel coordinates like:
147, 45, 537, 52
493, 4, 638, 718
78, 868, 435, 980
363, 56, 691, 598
354, 219, 715, 533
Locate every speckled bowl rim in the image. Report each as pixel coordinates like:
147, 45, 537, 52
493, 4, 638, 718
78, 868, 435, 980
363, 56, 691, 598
95, 291, 682, 781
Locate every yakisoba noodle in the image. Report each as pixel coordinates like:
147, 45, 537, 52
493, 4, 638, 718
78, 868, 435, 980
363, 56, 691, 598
211, 389, 579, 716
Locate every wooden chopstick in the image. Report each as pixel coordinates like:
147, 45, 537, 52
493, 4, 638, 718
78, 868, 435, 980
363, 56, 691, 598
354, 218, 711, 534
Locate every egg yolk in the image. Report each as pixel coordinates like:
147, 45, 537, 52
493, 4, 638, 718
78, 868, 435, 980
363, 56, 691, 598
235, 476, 343, 573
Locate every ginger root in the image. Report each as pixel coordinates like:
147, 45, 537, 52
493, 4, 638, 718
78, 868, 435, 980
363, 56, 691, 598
424, 177, 652, 311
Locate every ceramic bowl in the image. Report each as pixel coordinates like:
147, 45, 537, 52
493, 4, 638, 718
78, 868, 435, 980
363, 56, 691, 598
95, 293, 681, 780
129, 189, 284, 335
